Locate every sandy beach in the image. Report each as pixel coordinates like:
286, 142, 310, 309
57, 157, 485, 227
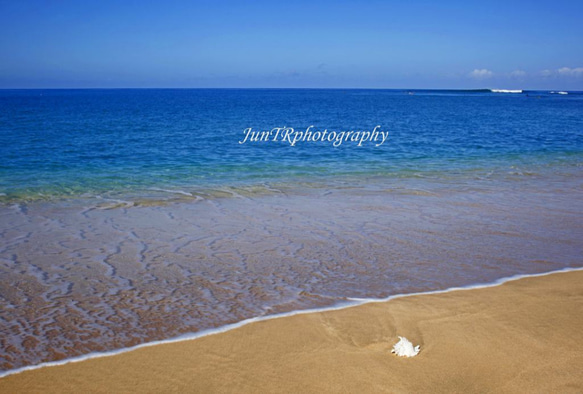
1, 269, 581, 393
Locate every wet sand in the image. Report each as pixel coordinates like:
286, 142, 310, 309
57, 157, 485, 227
2, 182, 582, 370
1, 269, 581, 393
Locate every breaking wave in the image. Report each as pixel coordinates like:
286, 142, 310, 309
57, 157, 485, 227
491, 89, 523, 94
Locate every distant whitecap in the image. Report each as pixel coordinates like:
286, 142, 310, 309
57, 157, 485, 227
491, 89, 523, 93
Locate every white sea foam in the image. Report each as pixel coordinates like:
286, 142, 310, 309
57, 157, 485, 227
147, 187, 193, 197
0, 266, 581, 379
491, 89, 523, 93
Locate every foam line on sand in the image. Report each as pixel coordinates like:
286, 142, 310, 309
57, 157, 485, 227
1, 266, 581, 379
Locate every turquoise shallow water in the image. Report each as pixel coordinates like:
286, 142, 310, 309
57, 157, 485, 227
1, 89, 582, 201
0, 89, 582, 372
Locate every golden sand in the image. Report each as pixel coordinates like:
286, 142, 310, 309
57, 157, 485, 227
1, 270, 582, 393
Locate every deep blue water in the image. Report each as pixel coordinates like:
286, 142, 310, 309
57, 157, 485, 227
1, 89, 582, 201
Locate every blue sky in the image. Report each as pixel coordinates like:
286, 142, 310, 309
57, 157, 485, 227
1, 0, 582, 89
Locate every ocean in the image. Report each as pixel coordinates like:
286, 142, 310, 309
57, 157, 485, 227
0, 88, 582, 372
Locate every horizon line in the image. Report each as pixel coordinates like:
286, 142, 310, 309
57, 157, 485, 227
0, 87, 578, 92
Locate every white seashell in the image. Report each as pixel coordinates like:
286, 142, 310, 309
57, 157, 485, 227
391, 336, 420, 357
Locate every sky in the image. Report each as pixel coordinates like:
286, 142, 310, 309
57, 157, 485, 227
1, 0, 582, 89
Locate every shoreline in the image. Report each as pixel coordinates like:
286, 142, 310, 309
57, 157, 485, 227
2, 178, 581, 372
1, 266, 581, 387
